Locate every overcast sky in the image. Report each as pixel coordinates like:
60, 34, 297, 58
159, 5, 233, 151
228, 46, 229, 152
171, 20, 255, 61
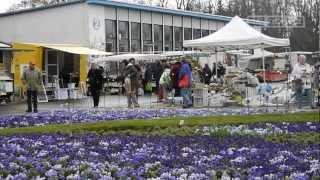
0, 0, 176, 13
0, 0, 23, 13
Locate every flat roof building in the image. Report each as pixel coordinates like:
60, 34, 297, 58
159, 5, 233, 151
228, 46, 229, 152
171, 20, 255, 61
0, 0, 266, 99
0, 0, 266, 54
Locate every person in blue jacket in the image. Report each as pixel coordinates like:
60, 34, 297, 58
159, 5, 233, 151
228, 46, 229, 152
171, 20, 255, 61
178, 58, 193, 108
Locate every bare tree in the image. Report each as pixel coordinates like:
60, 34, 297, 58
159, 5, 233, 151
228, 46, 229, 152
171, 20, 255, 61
175, 0, 184, 9
157, 0, 168, 7
8, 0, 71, 11
184, 0, 196, 11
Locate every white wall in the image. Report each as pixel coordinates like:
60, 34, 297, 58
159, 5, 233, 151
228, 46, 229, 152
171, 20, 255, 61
0, 3, 89, 45
163, 14, 172, 26
141, 11, 152, 24
105, 6, 116, 20
201, 19, 209, 29
88, 4, 106, 51
152, 13, 162, 25
129, 10, 140, 23
192, 18, 201, 29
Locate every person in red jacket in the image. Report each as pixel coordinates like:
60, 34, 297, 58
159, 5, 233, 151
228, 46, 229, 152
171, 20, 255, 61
170, 61, 181, 96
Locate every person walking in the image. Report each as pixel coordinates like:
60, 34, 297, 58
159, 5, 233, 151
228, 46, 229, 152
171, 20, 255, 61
123, 59, 140, 108
170, 61, 181, 96
129, 58, 143, 99
178, 59, 193, 108
159, 64, 171, 102
87, 63, 104, 108
202, 64, 212, 85
22, 60, 42, 113
292, 55, 312, 108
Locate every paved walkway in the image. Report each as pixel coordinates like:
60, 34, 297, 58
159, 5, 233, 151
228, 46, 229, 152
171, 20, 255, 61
0, 95, 317, 116
0, 95, 161, 115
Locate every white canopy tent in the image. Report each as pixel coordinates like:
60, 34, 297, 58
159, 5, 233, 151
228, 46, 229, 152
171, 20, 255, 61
184, 16, 289, 50
92, 53, 163, 64
184, 16, 290, 82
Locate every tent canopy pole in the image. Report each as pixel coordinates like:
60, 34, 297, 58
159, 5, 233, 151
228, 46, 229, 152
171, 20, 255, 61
261, 45, 266, 84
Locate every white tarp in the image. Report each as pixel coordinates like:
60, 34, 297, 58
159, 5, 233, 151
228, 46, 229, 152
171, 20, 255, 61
93, 53, 163, 63
241, 49, 274, 60
20, 43, 112, 55
161, 51, 208, 57
0, 43, 10, 48
93, 51, 210, 64
184, 16, 290, 50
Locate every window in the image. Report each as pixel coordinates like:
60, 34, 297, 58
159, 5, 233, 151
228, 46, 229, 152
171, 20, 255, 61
131, 22, 141, 52
105, 19, 117, 53
174, 27, 183, 51
164, 26, 173, 51
0, 51, 3, 64
154, 25, 163, 52
210, 30, 216, 34
119, 21, 129, 53
202, 29, 209, 37
143, 24, 153, 52
184, 28, 192, 40
193, 29, 201, 39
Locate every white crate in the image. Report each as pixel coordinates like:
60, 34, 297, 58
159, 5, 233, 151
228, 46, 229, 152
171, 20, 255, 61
193, 97, 208, 107
193, 88, 208, 99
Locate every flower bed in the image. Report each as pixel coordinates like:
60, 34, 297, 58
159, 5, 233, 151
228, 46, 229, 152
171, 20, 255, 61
0, 108, 283, 128
0, 134, 320, 179
196, 122, 320, 136
0, 109, 318, 179
0, 133, 319, 179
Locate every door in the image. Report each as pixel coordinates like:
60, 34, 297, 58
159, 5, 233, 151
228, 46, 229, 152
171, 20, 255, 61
45, 50, 59, 86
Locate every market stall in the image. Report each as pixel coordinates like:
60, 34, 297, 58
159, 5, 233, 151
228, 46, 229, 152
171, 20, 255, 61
12, 43, 111, 101
0, 43, 13, 103
184, 16, 290, 107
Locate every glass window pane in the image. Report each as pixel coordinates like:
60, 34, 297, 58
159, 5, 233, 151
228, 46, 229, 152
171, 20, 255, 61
131, 22, 141, 52
143, 40, 153, 53
131, 40, 141, 52
48, 51, 57, 64
143, 24, 152, 52
174, 27, 183, 51
131, 22, 141, 40
164, 26, 173, 51
105, 19, 117, 52
48, 65, 57, 75
0, 51, 3, 64
154, 25, 163, 52
119, 21, 129, 52
119, 21, 129, 39
143, 24, 152, 41
184, 28, 192, 40
193, 29, 201, 39
202, 29, 209, 37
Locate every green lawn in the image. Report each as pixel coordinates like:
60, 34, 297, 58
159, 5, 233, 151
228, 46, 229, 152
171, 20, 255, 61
0, 111, 318, 136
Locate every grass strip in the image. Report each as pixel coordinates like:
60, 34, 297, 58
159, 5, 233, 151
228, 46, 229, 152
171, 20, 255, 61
0, 111, 318, 136
266, 132, 320, 145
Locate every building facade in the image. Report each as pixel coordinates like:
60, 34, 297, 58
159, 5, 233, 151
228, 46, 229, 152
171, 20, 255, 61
0, 0, 266, 54
0, 0, 266, 95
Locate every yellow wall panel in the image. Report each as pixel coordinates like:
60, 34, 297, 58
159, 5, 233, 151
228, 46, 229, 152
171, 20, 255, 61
80, 54, 87, 82
12, 43, 43, 89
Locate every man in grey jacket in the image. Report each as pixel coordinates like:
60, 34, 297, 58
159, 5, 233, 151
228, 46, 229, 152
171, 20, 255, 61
22, 60, 42, 113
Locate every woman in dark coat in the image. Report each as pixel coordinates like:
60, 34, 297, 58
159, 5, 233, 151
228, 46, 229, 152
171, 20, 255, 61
123, 59, 140, 108
202, 64, 212, 85
87, 63, 104, 108
170, 61, 181, 96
